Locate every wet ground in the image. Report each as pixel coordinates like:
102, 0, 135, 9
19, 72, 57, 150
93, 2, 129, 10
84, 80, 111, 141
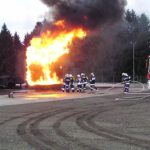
0, 84, 150, 150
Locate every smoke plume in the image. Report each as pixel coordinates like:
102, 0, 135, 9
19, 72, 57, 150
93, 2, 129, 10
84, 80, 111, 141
41, 0, 127, 29
38, 0, 128, 81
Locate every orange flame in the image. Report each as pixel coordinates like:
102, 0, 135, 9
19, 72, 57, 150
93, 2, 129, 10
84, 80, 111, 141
26, 20, 86, 86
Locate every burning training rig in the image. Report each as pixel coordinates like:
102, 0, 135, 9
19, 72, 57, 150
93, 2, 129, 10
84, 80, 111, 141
26, 20, 86, 88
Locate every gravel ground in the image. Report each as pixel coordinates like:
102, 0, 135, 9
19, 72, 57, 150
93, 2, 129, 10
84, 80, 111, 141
0, 87, 150, 150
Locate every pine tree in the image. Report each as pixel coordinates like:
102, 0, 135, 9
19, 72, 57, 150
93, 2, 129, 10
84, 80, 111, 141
13, 32, 23, 77
0, 24, 13, 76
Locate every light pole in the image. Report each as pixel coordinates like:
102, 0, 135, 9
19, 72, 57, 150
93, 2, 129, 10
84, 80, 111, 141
130, 41, 136, 81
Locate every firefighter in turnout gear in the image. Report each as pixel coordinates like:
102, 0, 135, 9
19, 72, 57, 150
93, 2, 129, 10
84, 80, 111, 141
90, 73, 97, 91
81, 73, 88, 90
62, 74, 66, 92
122, 73, 131, 93
76, 74, 82, 92
70, 74, 75, 92
62, 74, 70, 92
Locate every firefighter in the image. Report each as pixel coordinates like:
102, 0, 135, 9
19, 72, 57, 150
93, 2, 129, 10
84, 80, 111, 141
147, 70, 150, 89
70, 74, 75, 92
62, 74, 70, 92
81, 73, 88, 90
76, 74, 82, 92
89, 73, 97, 91
62, 74, 66, 92
122, 73, 131, 93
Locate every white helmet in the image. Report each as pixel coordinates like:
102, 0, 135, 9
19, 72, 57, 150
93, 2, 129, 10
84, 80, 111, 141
122, 73, 128, 76
70, 74, 73, 77
66, 74, 69, 77
91, 72, 94, 76
77, 74, 80, 78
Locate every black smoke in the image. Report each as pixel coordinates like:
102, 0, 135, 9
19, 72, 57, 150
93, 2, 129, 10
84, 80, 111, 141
41, 0, 127, 29
38, 0, 128, 81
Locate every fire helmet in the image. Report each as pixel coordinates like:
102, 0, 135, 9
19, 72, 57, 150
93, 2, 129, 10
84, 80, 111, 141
66, 74, 69, 77
91, 73, 94, 76
122, 73, 128, 76
81, 73, 85, 76
77, 74, 80, 78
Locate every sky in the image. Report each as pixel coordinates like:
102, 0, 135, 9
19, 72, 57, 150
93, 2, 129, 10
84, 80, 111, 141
0, 0, 49, 40
0, 0, 150, 41
127, 0, 150, 16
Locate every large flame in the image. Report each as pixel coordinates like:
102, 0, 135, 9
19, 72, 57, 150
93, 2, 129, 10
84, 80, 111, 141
26, 20, 86, 86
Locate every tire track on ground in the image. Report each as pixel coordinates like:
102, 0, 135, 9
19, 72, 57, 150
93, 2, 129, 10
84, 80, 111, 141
53, 110, 102, 150
0, 107, 59, 126
0, 113, 33, 126
87, 111, 150, 149
3, 93, 150, 150
17, 108, 72, 150
76, 96, 150, 149
30, 109, 74, 150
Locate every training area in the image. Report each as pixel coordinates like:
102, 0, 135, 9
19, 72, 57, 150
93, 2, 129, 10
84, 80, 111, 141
0, 83, 150, 150
0, 0, 150, 149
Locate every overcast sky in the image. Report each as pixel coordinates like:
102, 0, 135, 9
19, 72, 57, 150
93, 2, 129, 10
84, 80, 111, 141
0, 0, 49, 40
127, 0, 150, 15
0, 0, 149, 41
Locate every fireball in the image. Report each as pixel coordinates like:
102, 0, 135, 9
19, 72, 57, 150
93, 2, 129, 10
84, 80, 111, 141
26, 20, 86, 86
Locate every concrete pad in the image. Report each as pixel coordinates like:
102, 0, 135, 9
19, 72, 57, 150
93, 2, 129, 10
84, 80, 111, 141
0, 88, 123, 107
0, 82, 148, 107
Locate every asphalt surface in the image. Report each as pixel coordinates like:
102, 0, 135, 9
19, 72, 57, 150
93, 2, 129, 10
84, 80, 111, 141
0, 87, 150, 150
